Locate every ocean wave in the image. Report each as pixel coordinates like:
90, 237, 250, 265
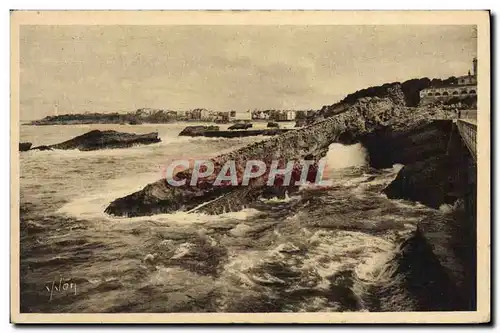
259, 192, 299, 203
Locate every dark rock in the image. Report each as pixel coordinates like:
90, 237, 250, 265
31, 145, 53, 151
178, 125, 219, 137
228, 123, 253, 130
359, 120, 453, 169
382, 124, 474, 209
19, 142, 32, 152
199, 129, 290, 138
49, 130, 160, 151
267, 122, 279, 128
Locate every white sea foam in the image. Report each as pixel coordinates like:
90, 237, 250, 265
301, 230, 396, 289
259, 192, 298, 203
58, 186, 261, 226
320, 143, 369, 172
391, 163, 405, 173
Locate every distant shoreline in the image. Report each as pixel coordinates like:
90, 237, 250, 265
24, 116, 299, 126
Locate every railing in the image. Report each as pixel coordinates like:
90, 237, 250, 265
456, 119, 477, 161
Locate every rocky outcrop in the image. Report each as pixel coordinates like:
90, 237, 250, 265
191, 129, 290, 138
104, 82, 477, 310
105, 83, 453, 217
29, 109, 177, 125
312, 78, 438, 126
179, 126, 219, 136
31, 145, 53, 151
357, 120, 453, 169
364, 119, 475, 210
19, 142, 32, 152
359, 118, 476, 311
178, 125, 287, 138
37, 130, 161, 151
384, 130, 477, 310
25, 130, 161, 152
228, 123, 253, 130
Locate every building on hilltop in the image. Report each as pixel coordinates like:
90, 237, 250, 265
419, 58, 477, 105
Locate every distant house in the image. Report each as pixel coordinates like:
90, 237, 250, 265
229, 110, 252, 122
215, 111, 230, 123
273, 110, 296, 121
252, 110, 270, 120
190, 108, 212, 121
285, 110, 296, 121
166, 110, 178, 118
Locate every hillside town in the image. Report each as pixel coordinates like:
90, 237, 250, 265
132, 108, 316, 122
30, 107, 317, 125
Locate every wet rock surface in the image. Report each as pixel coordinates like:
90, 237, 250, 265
178, 125, 219, 137
228, 123, 253, 130
19, 142, 32, 152
50, 130, 161, 151
27, 130, 161, 151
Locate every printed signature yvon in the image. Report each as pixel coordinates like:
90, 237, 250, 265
45, 277, 77, 301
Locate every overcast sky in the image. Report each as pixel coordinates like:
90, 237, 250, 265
20, 25, 476, 120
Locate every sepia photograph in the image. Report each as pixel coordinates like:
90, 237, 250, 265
10, 10, 490, 324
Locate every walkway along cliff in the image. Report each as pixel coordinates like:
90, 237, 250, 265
105, 82, 477, 310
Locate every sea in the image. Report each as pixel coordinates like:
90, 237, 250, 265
19, 122, 456, 313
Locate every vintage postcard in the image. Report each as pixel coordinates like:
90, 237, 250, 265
10, 10, 490, 324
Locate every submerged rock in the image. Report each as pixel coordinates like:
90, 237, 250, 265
50, 130, 161, 151
195, 129, 290, 138
228, 123, 252, 130
19, 142, 32, 152
179, 125, 219, 137
382, 123, 474, 209
31, 145, 53, 151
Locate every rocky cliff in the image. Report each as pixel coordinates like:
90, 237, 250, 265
105, 83, 453, 217
377, 122, 477, 310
